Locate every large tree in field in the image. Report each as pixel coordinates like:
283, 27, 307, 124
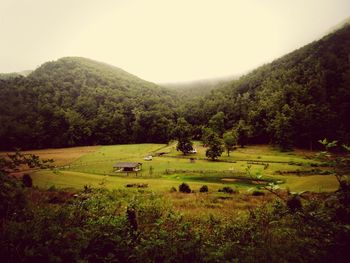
206, 132, 224, 160
173, 118, 193, 155
223, 131, 236, 156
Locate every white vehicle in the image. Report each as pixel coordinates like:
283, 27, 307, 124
144, 155, 153, 161
189, 149, 197, 154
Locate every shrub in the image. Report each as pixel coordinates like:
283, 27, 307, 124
199, 185, 208, 193
22, 174, 32, 187
170, 186, 177, 192
179, 183, 191, 193
126, 183, 148, 188
219, 186, 237, 194
252, 190, 265, 196
83, 185, 92, 193
0, 172, 27, 219
48, 185, 57, 191
287, 195, 302, 212
126, 206, 138, 231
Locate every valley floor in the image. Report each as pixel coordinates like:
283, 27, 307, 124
27, 142, 338, 193
18, 142, 336, 218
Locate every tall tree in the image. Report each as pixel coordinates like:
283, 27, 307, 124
223, 131, 236, 156
173, 118, 193, 155
206, 133, 224, 160
201, 127, 214, 146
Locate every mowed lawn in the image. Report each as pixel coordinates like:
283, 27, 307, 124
161, 141, 320, 164
30, 142, 339, 193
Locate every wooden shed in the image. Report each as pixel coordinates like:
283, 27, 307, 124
113, 162, 142, 173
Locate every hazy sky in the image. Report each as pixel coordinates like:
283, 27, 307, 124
1, 0, 349, 82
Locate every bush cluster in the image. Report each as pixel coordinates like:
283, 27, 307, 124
199, 185, 209, 193
179, 183, 191, 193
219, 186, 237, 194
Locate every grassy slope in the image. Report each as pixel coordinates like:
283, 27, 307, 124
30, 143, 338, 193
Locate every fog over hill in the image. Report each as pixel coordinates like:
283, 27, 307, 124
179, 24, 350, 149
160, 75, 239, 97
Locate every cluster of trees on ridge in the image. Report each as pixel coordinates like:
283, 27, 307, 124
1, 25, 350, 151
173, 113, 248, 160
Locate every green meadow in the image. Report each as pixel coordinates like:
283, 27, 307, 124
31, 142, 338, 193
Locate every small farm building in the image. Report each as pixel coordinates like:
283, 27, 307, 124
113, 162, 142, 172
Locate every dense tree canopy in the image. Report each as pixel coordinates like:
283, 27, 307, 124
0, 57, 177, 149
180, 25, 350, 149
173, 118, 193, 155
205, 132, 224, 160
223, 131, 236, 156
1, 25, 350, 150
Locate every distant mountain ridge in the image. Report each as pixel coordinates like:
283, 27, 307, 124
30, 57, 160, 90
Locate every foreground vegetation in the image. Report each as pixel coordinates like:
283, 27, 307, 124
2, 186, 350, 263
1, 142, 350, 262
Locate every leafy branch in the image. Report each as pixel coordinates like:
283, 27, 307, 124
0, 150, 54, 175
317, 138, 350, 186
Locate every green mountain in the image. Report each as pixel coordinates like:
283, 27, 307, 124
30, 57, 158, 91
0, 57, 177, 149
2, 23, 350, 150
181, 24, 350, 149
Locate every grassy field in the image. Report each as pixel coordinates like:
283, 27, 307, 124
29, 142, 338, 194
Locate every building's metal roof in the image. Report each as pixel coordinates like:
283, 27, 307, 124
113, 162, 142, 168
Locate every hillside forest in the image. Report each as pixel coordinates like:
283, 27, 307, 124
1, 25, 350, 151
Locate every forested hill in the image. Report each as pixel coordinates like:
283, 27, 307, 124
2, 24, 350, 150
181, 24, 350, 149
30, 57, 157, 91
0, 57, 177, 149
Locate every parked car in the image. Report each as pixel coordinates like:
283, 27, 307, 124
144, 155, 153, 161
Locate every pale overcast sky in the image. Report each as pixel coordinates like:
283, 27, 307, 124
0, 0, 349, 82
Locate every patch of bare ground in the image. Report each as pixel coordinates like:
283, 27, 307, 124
2, 146, 100, 176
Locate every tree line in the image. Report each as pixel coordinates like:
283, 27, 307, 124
179, 25, 350, 151
1, 25, 350, 151
0, 57, 177, 149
